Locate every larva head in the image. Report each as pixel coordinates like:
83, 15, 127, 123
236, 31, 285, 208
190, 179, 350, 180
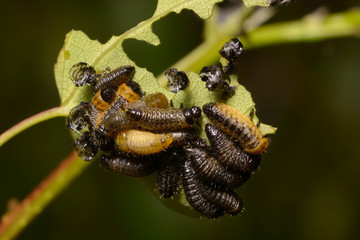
183, 106, 202, 125
69, 62, 96, 87
204, 122, 218, 139
219, 38, 243, 62
202, 102, 222, 122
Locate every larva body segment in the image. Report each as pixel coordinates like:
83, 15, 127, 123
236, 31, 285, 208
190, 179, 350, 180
201, 184, 243, 216
181, 160, 225, 219
157, 151, 182, 198
101, 154, 159, 177
186, 147, 248, 189
205, 123, 261, 172
203, 102, 269, 155
117, 82, 141, 103
91, 88, 115, 110
115, 130, 174, 155
125, 106, 202, 131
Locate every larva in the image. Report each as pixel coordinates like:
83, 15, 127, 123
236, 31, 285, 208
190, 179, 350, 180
201, 184, 243, 216
114, 130, 174, 155
101, 154, 159, 177
94, 65, 135, 91
185, 147, 248, 189
202, 102, 269, 155
157, 150, 182, 198
181, 160, 225, 219
125, 106, 202, 131
205, 123, 261, 172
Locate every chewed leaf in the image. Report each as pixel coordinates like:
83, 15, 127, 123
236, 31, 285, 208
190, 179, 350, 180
55, 0, 223, 112
55, 0, 276, 218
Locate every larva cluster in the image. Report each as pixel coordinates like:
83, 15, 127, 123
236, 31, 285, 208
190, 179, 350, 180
66, 38, 271, 219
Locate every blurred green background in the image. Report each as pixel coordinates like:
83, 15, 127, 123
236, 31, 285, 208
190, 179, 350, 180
1, 0, 360, 239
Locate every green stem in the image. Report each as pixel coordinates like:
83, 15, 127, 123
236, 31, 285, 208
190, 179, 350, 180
0, 152, 89, 240
160, 8, 360, 76
0, 107, 68, 148
244, 8, 360, 48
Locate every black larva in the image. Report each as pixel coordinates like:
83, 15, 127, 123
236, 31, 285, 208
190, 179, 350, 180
101, 153, 160, 177
181, 160, 225, 219
185, 147, 248, 189
157, 150, 182, 198
205, 123, 261, 172
125, 106, 202, 131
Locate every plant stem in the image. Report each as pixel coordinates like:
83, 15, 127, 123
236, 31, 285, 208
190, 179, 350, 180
244, 8, 360, 48
161, 8, 360, 76
0, 152, 89, 240
0, 107, 68, 148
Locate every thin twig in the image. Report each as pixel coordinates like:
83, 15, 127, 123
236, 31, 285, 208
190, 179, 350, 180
0, 152, 89, 240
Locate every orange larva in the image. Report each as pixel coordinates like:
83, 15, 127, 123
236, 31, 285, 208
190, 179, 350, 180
203, 102, 269, 155
90, 81, 142, 136
114, 130, 174, 155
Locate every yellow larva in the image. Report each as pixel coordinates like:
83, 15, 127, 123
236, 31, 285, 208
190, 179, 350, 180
115, 130, 174, 155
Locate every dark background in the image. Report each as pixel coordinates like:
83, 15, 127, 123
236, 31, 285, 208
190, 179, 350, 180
0, 0, 359, 239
